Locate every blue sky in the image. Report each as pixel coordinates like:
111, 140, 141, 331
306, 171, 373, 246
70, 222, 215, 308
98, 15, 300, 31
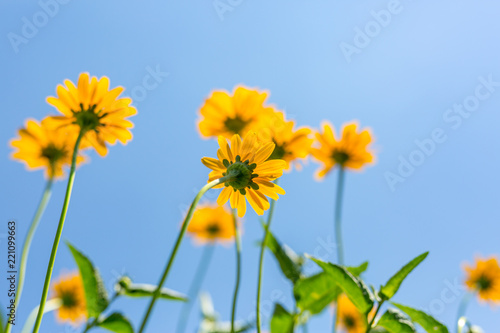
1, 0, 499, 332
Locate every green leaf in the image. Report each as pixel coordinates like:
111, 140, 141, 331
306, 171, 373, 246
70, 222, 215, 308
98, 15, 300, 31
392, 303, 449, 333
376, 308, 417, 333
308, 256, 374, 314
270, 304, 295, 333
98, 313, 134, 333
294, 272, 340, 314
115, 276, 187, 302
66, 242, 109, 318
380, 252, 429, 300
262, 222, 303, 283
347, 261, 369, 276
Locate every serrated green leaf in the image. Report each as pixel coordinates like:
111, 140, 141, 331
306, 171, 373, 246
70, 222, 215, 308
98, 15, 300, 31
66, 242, 108, 318
347, 262, 369, 276
294, 272, 340, 314
118, 280, 187, 302
262, 222, 303, 283
392, 303, 449, 333
380, 252, 428, 300
98, 313, 134, 333
270, 304, 295, 333
376, 308, 417, 333
308, 256, 374, 314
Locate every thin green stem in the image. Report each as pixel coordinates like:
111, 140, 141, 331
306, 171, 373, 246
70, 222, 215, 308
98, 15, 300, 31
231, 209, 242, 333
334, 167, 346, 266
5, 178, 54, 333
365, 300, 384, 333
455, 293, 472, 333
256, 180, 278, 333
32, 130, 84, 333
176, 245, 215, 333
138, 177, 230, 333
332, 304, 338, 333
21, 298, 62, 333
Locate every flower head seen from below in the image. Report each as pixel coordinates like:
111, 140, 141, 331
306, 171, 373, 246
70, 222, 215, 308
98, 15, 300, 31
198, 86, 274, 139
201, 133, 286, 217
47, 73, 136, 156
52, 272, 87, 326
311, 121, 374, 179
10, 118, 86, 179
256, 110, 313, 171
187, 204, 236, 245
336, 294, 367, 333
464, 256, 500, 304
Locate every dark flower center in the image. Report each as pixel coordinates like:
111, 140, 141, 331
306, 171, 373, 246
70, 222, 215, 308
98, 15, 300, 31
332, 150, 350, 165
73, 103, 106, 132
222, 155, 259, 194
41, 144, 66, 164
206, 223, 221, 236
343, 315, 356, 328
61, 291, 78, 308
268, 143, 287, 161
224, 116, 247, 134
476, 275, 492, 291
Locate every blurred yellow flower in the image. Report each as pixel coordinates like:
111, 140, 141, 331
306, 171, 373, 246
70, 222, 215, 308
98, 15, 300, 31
311, 122, 374, 179
10, 118, 86, 178
201, 133, 286, 217
52, 272, 87, 326
198, 86, 274, 139
256, 111, 313, 170
187, 204, 236, 245
336, 294, 367, 333
464, 256, 500, 304
47, 73, 136, 156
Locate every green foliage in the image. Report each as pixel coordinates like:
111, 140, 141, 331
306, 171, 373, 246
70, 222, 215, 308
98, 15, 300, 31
392, 303, 449, 333
66, 241, 109, 318
270, 304, 295, 333
261, 222, 303, 283
97, 313, 134, 333
115, 276, 187, 302
376, 308, 417, 333
380, 252, 428, 300
308, 256, 374, 314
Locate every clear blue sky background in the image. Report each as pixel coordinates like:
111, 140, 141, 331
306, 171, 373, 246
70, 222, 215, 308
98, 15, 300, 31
1, 0, 499, 332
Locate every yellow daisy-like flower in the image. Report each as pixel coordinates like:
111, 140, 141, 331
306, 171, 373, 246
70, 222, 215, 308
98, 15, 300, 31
187, 204, 236, 245
201, 133, 286, 217
47, 73, 136, 156
198, 86, 274, 139
255, 110, 313, 170
311, 122, 374, 179
10, 118, 86, 178
336, 294, 368, 333
52, 272, 87, 326
464, 256, 500, 304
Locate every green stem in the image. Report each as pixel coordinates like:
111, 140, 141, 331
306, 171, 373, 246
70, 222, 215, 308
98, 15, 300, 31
82, 293, 120, 333
5, 178, 54, 333
455, 293, 472, 333
22, 298, 62, 333
334, 167, 346, 266
32, 130, 84, 333
231, 209, 242, 333
256, 180, 278, 333
365, 300, 384, 333
137, 177, 230, 333
332, 303, 338, 333
176, 245, 215, 333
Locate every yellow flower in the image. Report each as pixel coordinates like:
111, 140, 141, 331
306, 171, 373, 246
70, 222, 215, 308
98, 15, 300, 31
464, 256, 500, 304
311, 122, 374, 179
47, 73, 136, 156
198, 86, 274, 139
201, 133, 286, 217
255, 111, 313, 170
336, 294, 368, 333
187, 204, 236, 244
10, 118, 86, 178
52, 272, 87, 326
